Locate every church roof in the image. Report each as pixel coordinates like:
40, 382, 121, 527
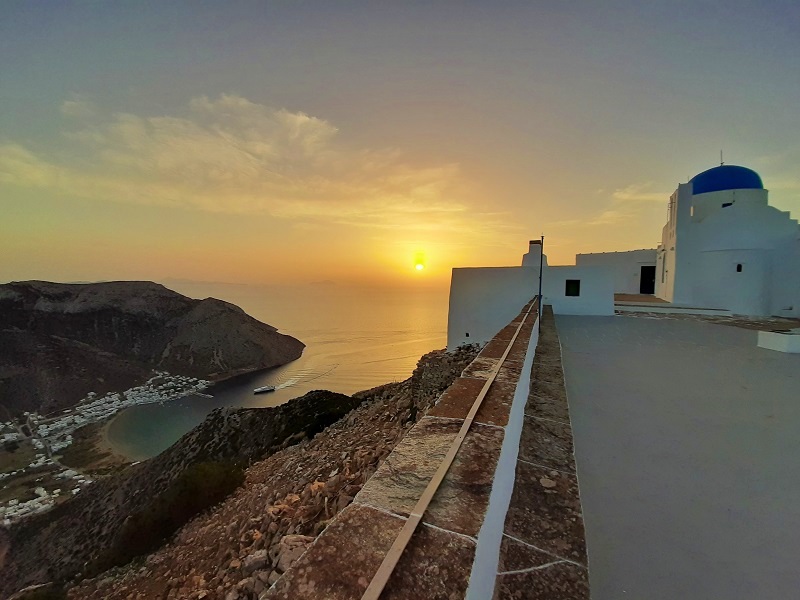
690, 165, 764, 195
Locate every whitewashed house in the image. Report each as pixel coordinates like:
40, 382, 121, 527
447, 163, 800, 349
447, 241, 613, 349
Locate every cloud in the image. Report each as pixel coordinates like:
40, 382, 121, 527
60, 94, 96, 119
1, 94, 514, 240
611, 182, 668, 203
548, 182, 668, 231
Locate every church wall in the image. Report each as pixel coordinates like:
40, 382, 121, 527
447, 165, 799, 326
690, 188, 768, 222
694, 201, 799, 252
656, 247, 666, 298
660, 184, 693, 304
576, 249, 656, 294
692, 249, 772, 315
770, 239, 800, 317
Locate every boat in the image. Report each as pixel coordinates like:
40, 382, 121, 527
253, 385, 276, 394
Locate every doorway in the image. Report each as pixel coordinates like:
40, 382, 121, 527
640, 265, 656, 294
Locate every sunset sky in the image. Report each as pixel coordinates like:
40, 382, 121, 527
2, 2, 799, 288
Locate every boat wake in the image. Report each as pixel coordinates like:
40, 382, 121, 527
274, 364, 339, 390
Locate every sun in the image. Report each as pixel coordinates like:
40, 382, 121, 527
413, 251, 426, 272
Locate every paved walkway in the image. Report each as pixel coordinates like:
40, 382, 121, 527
494, 306, 588, 599
557, 314, 800, 600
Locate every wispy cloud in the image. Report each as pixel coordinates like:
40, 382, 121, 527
60, 94, 97, 119
548, 182, 668, 231
611, 182, 668, 203
0, 94, 515, 240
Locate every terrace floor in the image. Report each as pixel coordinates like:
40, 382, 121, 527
557, 314, 800, 600
613, 293, 668, 304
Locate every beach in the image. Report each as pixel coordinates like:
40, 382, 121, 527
60, 420, 133, 473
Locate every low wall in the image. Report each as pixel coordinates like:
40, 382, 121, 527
264, 299, 541, 599
263, 300, 590, 599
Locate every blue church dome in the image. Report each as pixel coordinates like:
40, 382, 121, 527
690, 165, 763, 195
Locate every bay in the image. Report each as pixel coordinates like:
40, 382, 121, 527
105, 281, 449, 460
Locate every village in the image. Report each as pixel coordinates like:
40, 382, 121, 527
0, 373, 210, 524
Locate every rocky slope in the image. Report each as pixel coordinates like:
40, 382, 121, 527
0, 345, 478, 599
0, 388, 356, 595
0, 281, 305, 415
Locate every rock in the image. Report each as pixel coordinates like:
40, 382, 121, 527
539, 476, 557, 488
229, 559, 241, 570
237, 577, 255, 593
254, 578, 265, 594
276, 535, 314, 573
242, 550, 268, 575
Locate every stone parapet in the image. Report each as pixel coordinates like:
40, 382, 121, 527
492, 306, 589, 599
263, 300, 587, 599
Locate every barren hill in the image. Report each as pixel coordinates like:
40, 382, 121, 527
0, 281, 305, 415
0, 388, 357, 595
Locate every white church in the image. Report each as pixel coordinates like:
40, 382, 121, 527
448, 164, 800, 349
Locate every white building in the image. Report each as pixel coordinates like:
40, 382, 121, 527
576, 249, 657, 295
447, 163, 800, 349
582, 164, 800, 317
656, 165, 800, 316
447, 240, 614, 349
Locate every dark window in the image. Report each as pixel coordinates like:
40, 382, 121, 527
722, 202, 733, 208
465, 332, 470, 338
565, 279, 581, 296
736, 264, 742, 272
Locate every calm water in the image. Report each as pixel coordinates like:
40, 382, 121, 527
106, 282, 448, 460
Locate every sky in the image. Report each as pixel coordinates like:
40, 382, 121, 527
2, 1, 799, 288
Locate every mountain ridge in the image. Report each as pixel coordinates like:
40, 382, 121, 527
0, 281, 305, 415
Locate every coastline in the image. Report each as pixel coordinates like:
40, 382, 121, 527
97, 418, 137, 464
60, 419, 134, 472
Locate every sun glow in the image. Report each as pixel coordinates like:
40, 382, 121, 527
413, 250, 426, 273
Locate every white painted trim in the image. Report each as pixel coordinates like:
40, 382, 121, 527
465, 315, 541, 599
757, 330, 800, 353
615, 304, 733, 316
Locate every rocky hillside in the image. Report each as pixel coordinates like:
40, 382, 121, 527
0, 281, 305, 415
0, 345, 479, 599
0, 389, 357, 596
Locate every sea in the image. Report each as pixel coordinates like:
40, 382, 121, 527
105, 281, 449, 460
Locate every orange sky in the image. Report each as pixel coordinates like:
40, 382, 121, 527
2, 4, 799, 289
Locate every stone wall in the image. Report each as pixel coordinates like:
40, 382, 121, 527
264, 299, 544, 599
